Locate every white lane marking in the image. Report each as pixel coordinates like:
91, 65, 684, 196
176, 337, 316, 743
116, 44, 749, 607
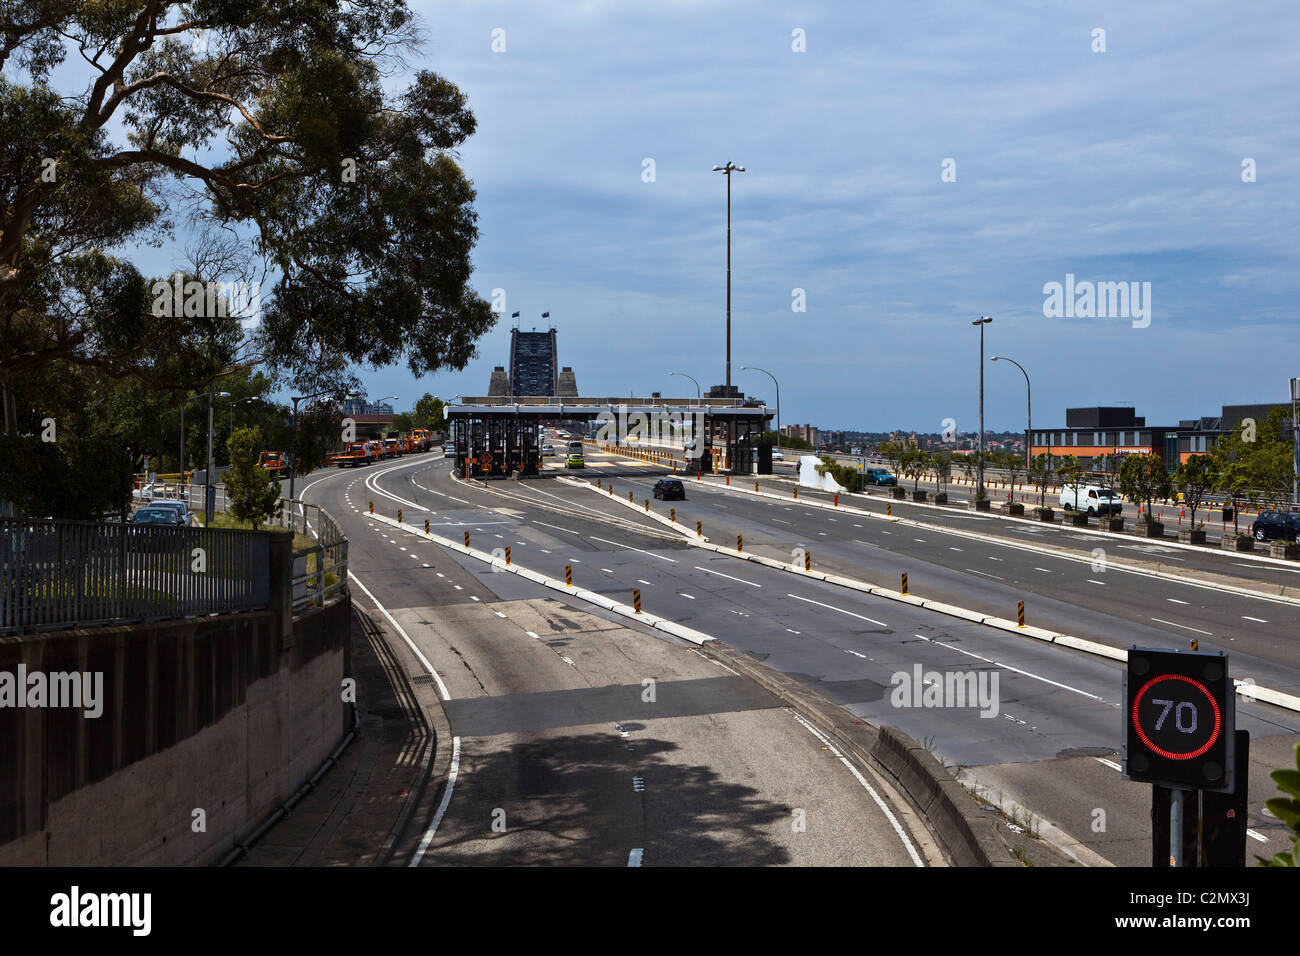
773, 518, 790, 524
1094, 757, 1122, 772
787, 710, 924, 867
569, 558, 582, 563
526, 631, 540, 639
454, 585, 463, 590
845, 649, 869, 659
601, 568, 614, 574
949, 547, 963, 552
470, 596, 481, 602
1034, 567, 1053, 573
1087, 579, 1106, 586
913, 538, 926, 543
965, 568, 1005, 580
535, 520, 579, 535
787, 593, 887, 627
987, 556, 1002, 561
854, 524, 863, 528
590, 535, 679, 563
1242, 615, 1269, 623
347, 572, 459, 868
422, 563, 431, 568
436, 572, 445, 578
1166, 598, 1188, 605
628, 848, 644, 867
786, 628, 801, 634
934, 641, 1107, 700
637, 578, 653, 585
679, 592, 696, 599
495, 611, 506, 618
693, 565, 761, 588
1150, 617, 1211, 635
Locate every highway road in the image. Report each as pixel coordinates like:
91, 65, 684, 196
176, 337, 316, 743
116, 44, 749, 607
291, 453, 938, 867
322, 445, 1300, 867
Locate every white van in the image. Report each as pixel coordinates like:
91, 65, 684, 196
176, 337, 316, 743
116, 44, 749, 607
567, 440, 584, 456
1060, 483, 1122, 515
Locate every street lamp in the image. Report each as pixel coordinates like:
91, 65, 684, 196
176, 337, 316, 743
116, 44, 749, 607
991, 356, 1031, 470
712, 160, 745, 390
741, 366, 781, 454
668, 371, 701, 400
205, 390, 231, 523
972, 317, 993, 500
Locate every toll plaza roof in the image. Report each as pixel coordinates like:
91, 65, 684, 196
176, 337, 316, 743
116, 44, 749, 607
446, 399, 772, 422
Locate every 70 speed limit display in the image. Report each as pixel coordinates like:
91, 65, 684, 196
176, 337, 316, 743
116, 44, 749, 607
1123, 648, 1235, 790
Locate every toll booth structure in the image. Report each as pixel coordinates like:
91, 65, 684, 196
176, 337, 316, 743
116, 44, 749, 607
447, 400, 773, 477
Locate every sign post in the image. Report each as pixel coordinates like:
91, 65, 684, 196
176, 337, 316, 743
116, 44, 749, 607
1124, 646, 1243, 866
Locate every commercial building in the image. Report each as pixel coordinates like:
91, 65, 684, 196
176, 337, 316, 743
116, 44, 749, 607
1029, 402, 1295, 469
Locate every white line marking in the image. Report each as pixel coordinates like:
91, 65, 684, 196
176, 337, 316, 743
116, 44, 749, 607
1087, 579, 1106, 586
590, 535, 679, 563
787, 593, 887, 627
934, 641, 1105, 700
693, 565, 761, 587
534, 520, 579, 535
1034, 567, 1053, 573
965, 568, 1005, 580
495, 611, 506, 618
787, 710, 923, 867
949, 547, 963, 552
679, 592, 696, 599
1149, 617, 1211, 635
1247, 829, 1268, 843
601, 568, 614, 574
1166, 598, 1188, 605
1094, 757, 1123, 772
1242, 615, 1269, 623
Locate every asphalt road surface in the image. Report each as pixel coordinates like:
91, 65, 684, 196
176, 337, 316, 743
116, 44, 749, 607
318, 446, 1300, 867
293, 453, 936, 867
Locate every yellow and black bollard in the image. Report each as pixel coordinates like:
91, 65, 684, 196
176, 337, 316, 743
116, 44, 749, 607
629, 490, 634, 502
886, 502, 892, 517
793, 487, 798, 500
901, 572, 909, 595
565, 564, 572, 587
670, 508, 676, 522
505, 547, 511, 566
633, 589, 642, 614
398, 509, 403, 523
464, 531, 470, 548
644, 498, 649, 512
597, 479, 602, 490
755, 482, 759, 492
737, 534, 743, 552
424, 519, 430, 534
369, 500, 374, 514
1017, 601, 1025, 627
805, 551, 811, 572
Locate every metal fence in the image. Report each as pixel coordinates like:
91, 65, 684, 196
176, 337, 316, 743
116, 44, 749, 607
272, 499, 349, 612
0, 517, 270, 635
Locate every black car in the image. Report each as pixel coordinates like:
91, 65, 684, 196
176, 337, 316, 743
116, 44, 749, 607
1250, 510, 1300, 542
653, 478, 685, 501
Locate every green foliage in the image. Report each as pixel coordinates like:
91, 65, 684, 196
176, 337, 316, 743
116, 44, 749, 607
1027, 453, 1055, 507
413, 393, 446, 432
815, 455, 862, 493
878, 441, 906, 479
224, 426, 280, 531
931, 451, 952, 495
901, 448, 929, 492
1173, 454, 1219, 526
760, 430, 811, 450
1116, 454, 1172, 521
0, 433, 132, 519
1258, 743, 1300, 866
995, 448, 1024, 501
391, 412, 415, 434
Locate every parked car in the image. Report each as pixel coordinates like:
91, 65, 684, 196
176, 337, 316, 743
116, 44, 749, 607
144, 499, 194, 526
653, 478, 685, 501
565, 453, 585, 469
130, 508, 184, 526
1059, 483, 1122, 516
863, 467, 897, 486
771, 450, 784, 461
1251, 510, 1300, 542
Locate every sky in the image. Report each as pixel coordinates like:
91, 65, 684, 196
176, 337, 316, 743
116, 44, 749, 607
128, 1, 1300, 432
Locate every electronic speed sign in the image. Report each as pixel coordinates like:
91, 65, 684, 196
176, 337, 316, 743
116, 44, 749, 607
1123, 647, 1235, 791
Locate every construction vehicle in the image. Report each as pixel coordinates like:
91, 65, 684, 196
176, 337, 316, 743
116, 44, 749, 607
331, 442, 376, 468
258, 451, 290, 476
407, 428, 432, 453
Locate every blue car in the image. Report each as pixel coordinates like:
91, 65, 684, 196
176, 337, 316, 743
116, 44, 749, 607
863, 468, 897, 486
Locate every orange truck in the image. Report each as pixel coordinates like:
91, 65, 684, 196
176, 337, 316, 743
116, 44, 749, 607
407, 428, 431, 452
331, 442, 376, 468
258, 451, 290, 475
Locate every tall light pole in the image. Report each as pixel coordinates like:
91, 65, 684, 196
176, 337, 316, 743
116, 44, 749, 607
741, 366, 781, 453
205, 390, 231, 523
991, 356, 1031, 470
972, 317, 993, 500
668, 371, 701, 400
712, 160, 745, 390
1291, 377, 1300, 508
287, 390, 362, 504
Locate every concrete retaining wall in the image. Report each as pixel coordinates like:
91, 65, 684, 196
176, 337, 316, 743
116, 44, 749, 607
0, 597, 351, 865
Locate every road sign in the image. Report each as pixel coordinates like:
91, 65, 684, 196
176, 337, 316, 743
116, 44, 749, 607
1123, 647, 1235, 791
